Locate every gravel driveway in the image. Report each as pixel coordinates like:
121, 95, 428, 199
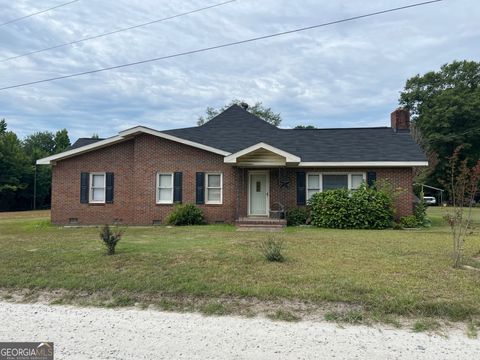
0, 301, 478, 359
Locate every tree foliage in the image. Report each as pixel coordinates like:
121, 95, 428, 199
442, 146, 480, 268
0, 130, 29, 211
0, 119, 6, 134
399, 60, 480, 188
294, 125, 317, 129
197, 99, 282, 126
0, 120, 71, 211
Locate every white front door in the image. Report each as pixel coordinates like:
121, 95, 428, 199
249, 172, 269, 216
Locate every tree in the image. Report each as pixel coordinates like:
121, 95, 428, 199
23, 132, 56, 157
399, 60, 480, 189
442, 146, 480, 268
54, 129, 71, 153
0, 119, 6, 134
0, 123, 71, 211
294, 125, 317, 129
0, 121, 30, 211
20, 130, 71, 210
197, 100, 282, 126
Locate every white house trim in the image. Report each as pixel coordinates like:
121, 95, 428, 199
224, 142, 301, 164
89, 172, 106, 204
298, 161, 429, 167
36, 126, 230, 165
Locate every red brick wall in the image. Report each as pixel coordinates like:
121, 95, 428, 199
52, 140, 136, 225
52, 134, 238, 225
51, 135, 415, 225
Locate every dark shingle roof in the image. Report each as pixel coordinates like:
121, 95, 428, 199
69, 138, 104, 150
165, 104, 427, 162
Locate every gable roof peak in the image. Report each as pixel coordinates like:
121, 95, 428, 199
200, 103, 278, 131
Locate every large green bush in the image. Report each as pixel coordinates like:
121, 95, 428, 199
166, 204, 205, 226
308, 185, 394, 229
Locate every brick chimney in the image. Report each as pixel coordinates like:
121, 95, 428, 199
391, 108, 410, 132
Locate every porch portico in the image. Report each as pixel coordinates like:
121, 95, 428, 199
226, 143, 300, 226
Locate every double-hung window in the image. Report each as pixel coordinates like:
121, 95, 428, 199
205, 173, 222, 204
157, 173, 174, 204
89, 173, 106, 203
350, 174, 364, 191
306, 173, 366, 200
307, 173, 321, 200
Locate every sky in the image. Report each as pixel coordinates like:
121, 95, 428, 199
0, 0, 478, 142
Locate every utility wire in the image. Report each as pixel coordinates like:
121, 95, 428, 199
0, 0, 237, 63
0, 0, 442, 91
0, 0, 81, 28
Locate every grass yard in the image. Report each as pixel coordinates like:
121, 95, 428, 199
0, 207, 479, 322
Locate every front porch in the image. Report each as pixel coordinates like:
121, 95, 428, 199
227, 143, 299, 229
234, 166, 294, 230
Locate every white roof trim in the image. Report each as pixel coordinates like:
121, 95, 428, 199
37, 126, 230, 165
224, 142, 301, 164
298, 161, 429, 167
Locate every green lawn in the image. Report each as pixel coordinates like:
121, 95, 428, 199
0, 208, 479, 321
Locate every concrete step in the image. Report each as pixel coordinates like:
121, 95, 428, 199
235, 217, 286, 231
236, 226, 284, 232
236, 217, 286, 225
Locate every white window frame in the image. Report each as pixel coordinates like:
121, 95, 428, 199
156, 172, 174, 204
306, 172, 366, 199
89, 172, 106, 204
205, 173, 223, 205
349, 173, 366, 190
306, 172, 322, 201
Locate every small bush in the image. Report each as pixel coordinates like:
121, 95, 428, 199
260, 237, 285, 262
414, 195, 431, 227
286, 207, 308, 226
308, 184, 394, 229
392, 222, 403, 230
166, 204, 205, 226
400, 215, 419, 228
100, 224, 124, 255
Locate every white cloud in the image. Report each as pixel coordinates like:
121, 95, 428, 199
0, 0, 478, 141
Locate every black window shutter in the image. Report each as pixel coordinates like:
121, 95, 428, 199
173, 172, 183, 203
80, 172, 89, 203
106, 172, 114, 203
196, 172, 205, 204
367, 171, 377, 188
296, 171, 306, 205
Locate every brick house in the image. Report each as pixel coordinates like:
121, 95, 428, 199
37, 104, 427, 226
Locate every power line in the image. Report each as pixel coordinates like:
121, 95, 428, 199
0, 0, 443, 91
0, 0, 237, 63
0, 0, 81, 28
